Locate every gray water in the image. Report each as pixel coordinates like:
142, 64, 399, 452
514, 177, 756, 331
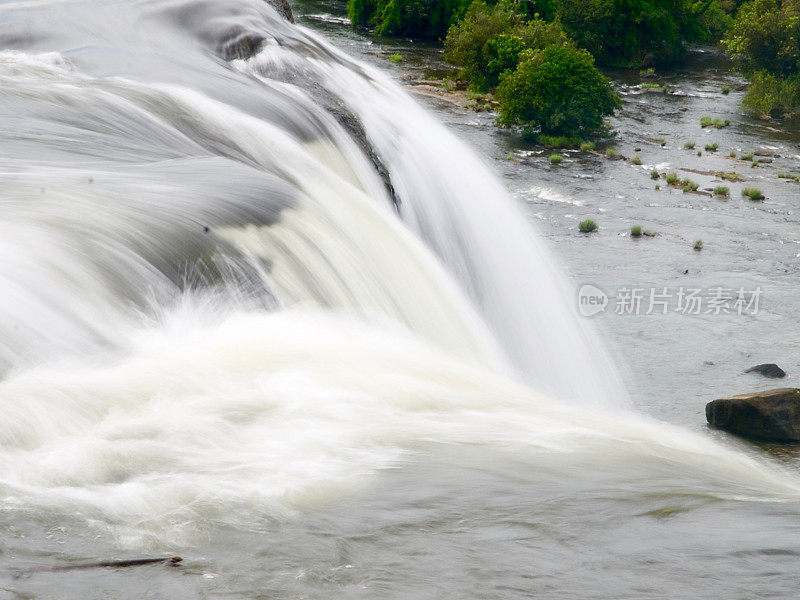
2, 1, 800, 598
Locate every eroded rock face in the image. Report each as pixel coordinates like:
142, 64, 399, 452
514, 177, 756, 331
706, 388, 800, 442
745, 363, 787, 378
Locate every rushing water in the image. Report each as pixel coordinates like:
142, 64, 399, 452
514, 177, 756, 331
1, 1, 800, 598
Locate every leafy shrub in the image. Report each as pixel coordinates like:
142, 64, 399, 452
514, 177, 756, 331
443, 1, 569, 91
741, 152, 754, 160
631, 224, 643, 237
631, 154, 642, 165
496, 45, 621, 137
348, 0, 472, 38
388, 53, 403, 63
578, 218, 598, 233
684, 141, 696, 149
605, 148, 617, 158
724, 0, 800, 77
740, 71, 800, 118
700, 116, 713, 127
651, 169, 660, 180
723, 0, 800, 117
553, 0, 681, 67
549, 153, 564, 164
666, 172, 679, 184
705, 143, 718, 152
694, 239, 703, 251
722, 85, 731, 95
580, 141, 596, 152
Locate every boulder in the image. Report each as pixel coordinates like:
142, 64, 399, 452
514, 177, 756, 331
706, 388, 800, 442
745, 363, 786, 378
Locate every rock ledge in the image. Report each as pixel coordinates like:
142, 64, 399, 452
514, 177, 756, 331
706, 388, 800, 442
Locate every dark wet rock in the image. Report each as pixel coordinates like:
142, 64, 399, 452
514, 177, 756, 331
265, 0, 294, 23
706, 388, 800, 442
220, 32, 266, 61
758, 158, 774, 164
745, 363, 787, 378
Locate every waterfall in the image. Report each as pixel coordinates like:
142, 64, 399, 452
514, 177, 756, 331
0, 0, 796, 557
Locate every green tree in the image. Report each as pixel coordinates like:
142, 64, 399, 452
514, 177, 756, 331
348, 0, 471, 38
495, 44, 621, 136
723, 0, 800, 76
723, 0, 800, 116
553, 0, 732, 67
444, 1, 570, 90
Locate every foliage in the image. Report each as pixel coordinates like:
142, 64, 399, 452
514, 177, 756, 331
723, 0, 800, 117
631, 224, 643, 237
579, 218, 598, 233
580, 141, 596, 151
713, 185, 730, 196
694, 239, 703, 250
740, 71, 800, 117
552, 0, 732, 67
549, 153, 564, 164
388, 53, 403, 62
348, 0, 472, 38
495, 45, 621, 136
443, 1, 570, 91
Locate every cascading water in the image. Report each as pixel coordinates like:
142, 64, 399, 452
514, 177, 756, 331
1, 1, 799, 598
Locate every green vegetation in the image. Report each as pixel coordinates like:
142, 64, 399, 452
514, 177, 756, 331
682, 178, 699, 192
650, 169, 660, 180
495, 45, 621, 137
684, 141, 696, 149
605, 148, 617, 158
666, 172, 679, 185
535, 134, 582, 147
552, 0, 733, 68
742, 187, 764, 200
578, 218, 598, 233
778, 172, 800, 181
701, 116, 729, 129
694, 239, 703, 251
741, 152, 754, 160
348, 0, 471, 38
729, 150, 737, 158
705, 143, 718, 152
549, 153, 564, 164
723, 0, 800, 117
722, 85, 731, 95
443, 1, 570, 92
631, 154, 642, 165
713, 186, 730, 197
388, 53, 403, 63
580, 141, 596, 152
631, 224, 643, 237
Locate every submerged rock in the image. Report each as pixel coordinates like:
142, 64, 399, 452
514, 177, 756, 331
706, 388, 800, 442
745, 363, 787, 378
